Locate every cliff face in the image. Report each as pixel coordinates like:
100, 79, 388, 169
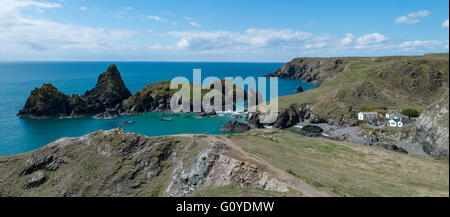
18, 65, 131, 119
0, 129, 290, 197
410, 95, 449, 157
266, 57, 366, 86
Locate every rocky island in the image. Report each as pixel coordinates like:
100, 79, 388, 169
17, 64, 131, 119
17, 65, 250, 119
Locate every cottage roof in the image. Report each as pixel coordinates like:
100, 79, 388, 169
359, 112, 378, 115
391, 114, 408, 119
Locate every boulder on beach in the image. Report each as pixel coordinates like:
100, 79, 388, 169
197, 110, 217, 117
299, 125, 324, 137
220, 120, 251, 133
295, 85, 304, 93
94, 109, 120, 119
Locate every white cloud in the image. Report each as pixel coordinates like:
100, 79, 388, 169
162, 29, 319, 51
78, 6, 88, 11
395, 10, 430, 24
356, 33, 388, 47
189, 21, 201, 27
1, 0, 62, 14
442, 18, 449, 28
339, 33, 354, 45
146, 15, 167, 23
184, 17, 201, 27
0, 0, 138, 53
0, 1, 447, 61
151, 29, 448, 57
399, 40, 448, 50
155, 29, 343, 52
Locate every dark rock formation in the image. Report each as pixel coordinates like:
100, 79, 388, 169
271, 104, 326, 129
20, 147, 69, 175
299, 125, 324, 137
24, 171, 47, 189
232, 114, 243, 119
197, 110, 217, 117
220, 120, 251, 132
360, 130, 408, 154
410, 95, 449, 157
83, 64, 131, 108
245, 111, 264, 128
121, 81, 172, 113
310, 115, 328, 124
273, 105, 301, 129
18, 65, 131, 119
17, 84, 72, 118
295, 85, 304, 92
69, 94, 105, 117
94, 109, 120, 119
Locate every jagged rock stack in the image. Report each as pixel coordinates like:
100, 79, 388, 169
83, 64, 131, 108
17, 64, 132, 119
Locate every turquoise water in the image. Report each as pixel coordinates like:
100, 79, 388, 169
0, 62, 315, 156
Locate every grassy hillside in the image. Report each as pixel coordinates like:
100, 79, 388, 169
0, 128, 447, 197
228, 129, 449, 197
271, 54, 449, 121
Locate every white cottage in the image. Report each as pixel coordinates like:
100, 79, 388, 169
388, 119, 404, 127
358, 112, 379, 120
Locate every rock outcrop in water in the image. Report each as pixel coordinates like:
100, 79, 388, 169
121, 79, 250, 114
410, 95, 449, 157
0, 129, 290, 196
121, 81, 173, 113
83, 64, 132, 108
17, 84, 72, 119
18, 65, 131, 119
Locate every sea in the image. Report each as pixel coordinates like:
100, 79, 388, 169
0, 62, 315, 156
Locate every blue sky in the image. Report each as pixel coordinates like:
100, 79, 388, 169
0, 0, 448, 61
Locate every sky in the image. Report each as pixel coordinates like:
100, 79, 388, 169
0, 0, 448, 62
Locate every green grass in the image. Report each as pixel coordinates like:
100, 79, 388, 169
228, 129, 449, 197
